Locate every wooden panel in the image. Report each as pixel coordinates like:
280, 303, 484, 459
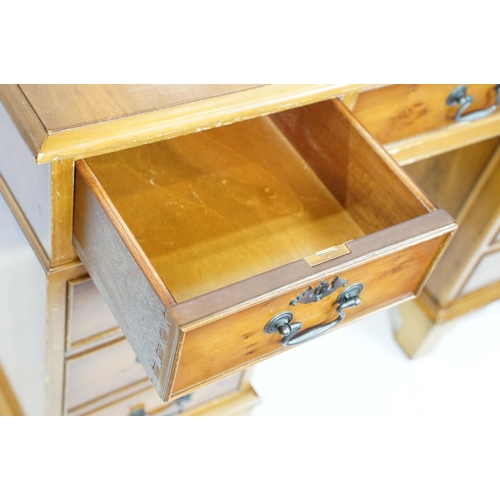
51, 159, 78, 266
182, 385, 260, 416
11, 84, 364, 163
171, 234, 451, 397
74, 97, 456, 401
353, 84, 500, 145
0, 191, 47, 416
82, 115, 366, 303
0, 85, 47, 163
81, 99, 432, 304
403, 138, 500, 218
460, 250, 500, 296
424, 147, 500, 304
74, 167, 178, 396
88, 372, 242, 416
270, 99, 433, 232
67, 277, 119, 348
65, 338, 149, 412
21, 85, 263, 130
0, 101, 52, 257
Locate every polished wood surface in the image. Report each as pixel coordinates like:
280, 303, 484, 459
21, 85, 263, 130
403, 138, 500, 218
67, 276, 119, 348
51, 159, 78, 266
81, 99, 433, 303
88, 371, 243, 416
83, 115, 364, 302
74, 98, 456, 400
171, 233, 451, 396
1, 84, 365, 163
354, 84, 500, 145
424, 145, 500, 304
65, 338, 149, 413
271, 99, 434, 229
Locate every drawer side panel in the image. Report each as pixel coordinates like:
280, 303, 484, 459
74, 169, 179, 397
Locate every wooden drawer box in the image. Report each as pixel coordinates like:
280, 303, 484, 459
73, 98, 456, 402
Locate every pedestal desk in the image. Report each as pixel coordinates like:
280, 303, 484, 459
0, 84, 497, 416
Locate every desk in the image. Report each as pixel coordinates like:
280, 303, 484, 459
0, 84, 498, 415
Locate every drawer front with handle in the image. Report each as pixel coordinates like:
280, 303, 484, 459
73, 98, 456, 401
353, 84, 500, 146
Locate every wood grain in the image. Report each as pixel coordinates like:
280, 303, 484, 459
74, 166, 178, 397
353, 84, 500, 145
21, 85, 265, 131
75, 97, 456, 401
83, 114, 365, 302
87, 371, 243, 416
51, 159, 78, 266
271, 98, 434, 230
0, 85, 47, 160
65, 338, 149, 412
386, 113, 500, 166
170, 233, 451, 396
66, 276, 119, 348
403, 138, 500, 218
11, 84, 365, 163
424, 144, 500, 304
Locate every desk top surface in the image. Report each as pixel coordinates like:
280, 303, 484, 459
0, 84, 363, 164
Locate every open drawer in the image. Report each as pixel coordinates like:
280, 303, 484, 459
73, 98, 456, 401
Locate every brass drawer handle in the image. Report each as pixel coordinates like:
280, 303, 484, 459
446, 85, 500, 122
264, 283, 363, 347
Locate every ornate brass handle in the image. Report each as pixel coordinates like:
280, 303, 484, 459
446, 85, 500, 122
264, 283, 363, 347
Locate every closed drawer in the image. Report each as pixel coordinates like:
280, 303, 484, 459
88, 372, 243, 416
353, 84, 500, 146
67, 276, 119, 349
73, 98, 456, 401
65, 338, 148, 413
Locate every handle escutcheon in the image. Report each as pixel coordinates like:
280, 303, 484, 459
446, 85, 500, 122
264, 283, 363, 347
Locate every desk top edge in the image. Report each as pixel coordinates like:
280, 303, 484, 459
0, 84, 367, 164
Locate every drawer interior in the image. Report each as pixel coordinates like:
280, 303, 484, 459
78, 99, 431, 303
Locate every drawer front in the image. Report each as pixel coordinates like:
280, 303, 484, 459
88, 372, 243, 416
460, 250, 500, 297
73, 98, 456, 401
171, 232, 450, 396
353, 84, 500, 146
67, 276, 119, 348
65, 338, 148, 412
